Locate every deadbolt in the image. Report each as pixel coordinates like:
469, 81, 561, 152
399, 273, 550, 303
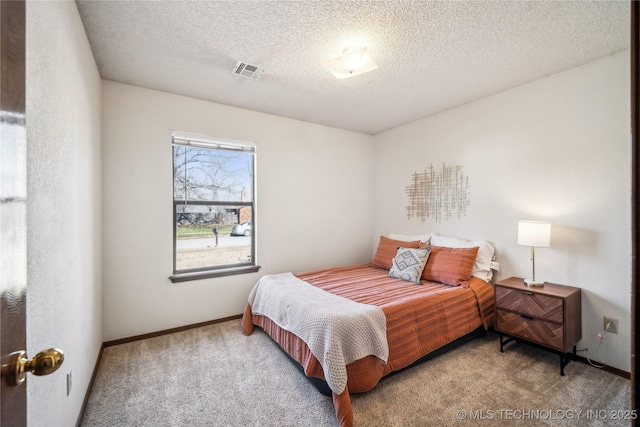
2, 348, 64, 386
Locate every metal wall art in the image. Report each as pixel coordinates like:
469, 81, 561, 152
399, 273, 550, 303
405, 163, 470, 223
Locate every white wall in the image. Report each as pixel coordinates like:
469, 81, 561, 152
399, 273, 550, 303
101, 81, 373, 341
373, 51, 631, 372
26, 1, 102, 426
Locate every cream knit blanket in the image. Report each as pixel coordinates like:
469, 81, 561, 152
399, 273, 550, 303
248, 272, 388, 394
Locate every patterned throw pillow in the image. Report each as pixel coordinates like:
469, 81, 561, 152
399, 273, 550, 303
389, 247, 431, 285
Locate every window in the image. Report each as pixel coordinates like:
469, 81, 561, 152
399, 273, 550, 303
170, 132, 259, 282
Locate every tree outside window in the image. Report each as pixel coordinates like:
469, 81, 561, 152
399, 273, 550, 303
170, 133, 258, 282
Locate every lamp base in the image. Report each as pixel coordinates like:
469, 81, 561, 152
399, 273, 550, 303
524, 278, 545, 287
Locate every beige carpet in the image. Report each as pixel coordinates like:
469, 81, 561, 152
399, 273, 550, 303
80, 319, 631, 427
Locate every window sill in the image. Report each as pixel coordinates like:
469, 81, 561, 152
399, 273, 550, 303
169, 265, 261, 283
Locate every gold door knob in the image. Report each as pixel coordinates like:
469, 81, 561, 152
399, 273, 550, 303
2, 348, 64, 386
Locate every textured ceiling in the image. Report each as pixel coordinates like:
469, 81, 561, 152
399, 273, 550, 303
76, 1, 630, 135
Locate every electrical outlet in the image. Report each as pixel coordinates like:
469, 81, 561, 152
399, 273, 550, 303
604, 317, 618, 334
67, 370, 72, 396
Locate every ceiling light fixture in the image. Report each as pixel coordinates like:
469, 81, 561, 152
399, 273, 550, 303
324, 47, 378, 79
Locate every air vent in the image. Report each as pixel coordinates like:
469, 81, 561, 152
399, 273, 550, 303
233, 61, 266, 80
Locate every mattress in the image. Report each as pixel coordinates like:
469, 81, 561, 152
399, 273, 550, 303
242, 263, 495, 427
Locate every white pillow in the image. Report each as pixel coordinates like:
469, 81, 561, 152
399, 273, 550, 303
388, 232, 431, 243
429, 233, 495, 282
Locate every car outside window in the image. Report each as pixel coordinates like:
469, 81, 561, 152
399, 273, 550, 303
170, 132, 259, 282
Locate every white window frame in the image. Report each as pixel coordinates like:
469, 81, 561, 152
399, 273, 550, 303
169, 131, 259, 283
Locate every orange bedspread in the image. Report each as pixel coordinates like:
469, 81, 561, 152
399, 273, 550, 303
242, 263, 495, 427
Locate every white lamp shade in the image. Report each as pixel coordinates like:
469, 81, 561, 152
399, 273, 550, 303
517, 221, 551, 247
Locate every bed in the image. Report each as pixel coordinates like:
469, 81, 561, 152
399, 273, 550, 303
242, 234, 496, 427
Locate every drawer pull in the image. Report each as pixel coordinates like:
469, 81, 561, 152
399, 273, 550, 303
520, 291, 533, 295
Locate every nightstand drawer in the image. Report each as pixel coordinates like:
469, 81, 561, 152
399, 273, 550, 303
495, 286, 563, 323
496, 309, 564, 350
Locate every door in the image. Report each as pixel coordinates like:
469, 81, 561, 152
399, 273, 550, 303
1, 0, 28, 425
633, 1, 639, 419
0, 2, 64, 425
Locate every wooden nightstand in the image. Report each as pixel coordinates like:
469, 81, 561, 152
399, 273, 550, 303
495, 277, 581, 375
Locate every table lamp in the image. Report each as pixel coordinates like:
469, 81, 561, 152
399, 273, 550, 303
517, 220, 551, 286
